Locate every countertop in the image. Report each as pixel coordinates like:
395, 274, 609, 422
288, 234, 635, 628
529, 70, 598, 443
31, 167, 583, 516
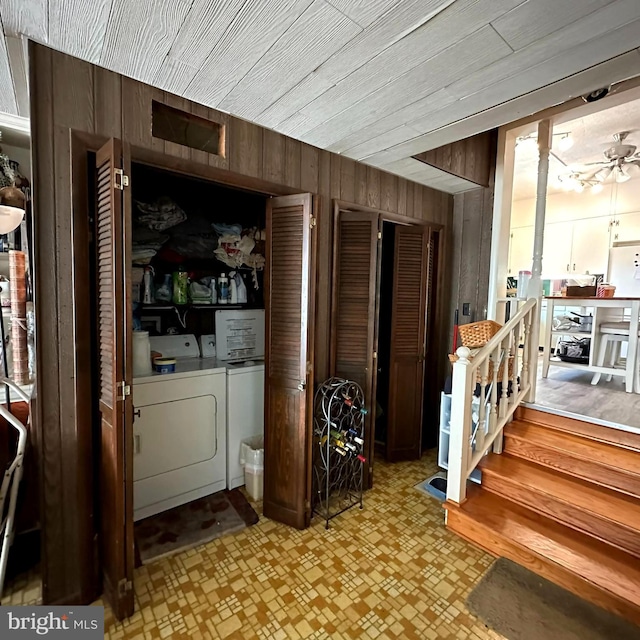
544, 296, 640, 301
133, 356, 265, 384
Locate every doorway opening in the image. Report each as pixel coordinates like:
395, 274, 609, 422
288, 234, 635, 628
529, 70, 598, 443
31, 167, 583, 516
331, 204, 441, 481
87, 138, 316, 619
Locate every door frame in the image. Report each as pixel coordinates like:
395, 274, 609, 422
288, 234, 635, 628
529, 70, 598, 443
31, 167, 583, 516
43, 129, 317, 606
330, 200, 445, 480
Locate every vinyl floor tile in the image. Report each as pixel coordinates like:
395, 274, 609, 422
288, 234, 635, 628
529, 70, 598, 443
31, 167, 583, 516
4, 452, 503, 639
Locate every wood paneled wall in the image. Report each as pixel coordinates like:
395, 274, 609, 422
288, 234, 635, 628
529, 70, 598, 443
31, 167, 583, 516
29, 43, 453, 605
413, 131, 496, 188
449, 185, 494, 338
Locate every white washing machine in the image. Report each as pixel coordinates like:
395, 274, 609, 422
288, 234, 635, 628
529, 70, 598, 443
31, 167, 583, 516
132, 334, 227, 521
226, 359, 265, 490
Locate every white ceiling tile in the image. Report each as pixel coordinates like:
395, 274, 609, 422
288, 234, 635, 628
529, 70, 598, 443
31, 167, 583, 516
297, 0, 525, 134
0, 0, 47, 41
260, 0, 456, 129
256, 74, 335, 129
153, 0, 246, 94
363, 50, 640, 164
338, 125, 422, 160
301, 25, 511, 149
276, 111, 316, 137
218, 0, 361, 120
49, 0, 111, 63
325, 0, 400, 28
184, 0, 314, 107
101, 0, 192, 81
491, 0, 614, 51
409, 18, 640, 134
0, 31, 17, 114
336, 7, 640, 163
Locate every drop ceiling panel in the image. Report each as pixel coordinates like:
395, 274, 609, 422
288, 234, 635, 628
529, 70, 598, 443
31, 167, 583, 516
300, 24, 512, 149
218, 0, 362, 120
295, 0, 524, 136
0, 0, 47, 40
337, 13, 640, 163
49, 0, 110, 62
362, 50, 640, 164
408, 20, 640, 134
183, 0, 313, 107
100, 0, 191, 80
325, 0, 401, 28
491, 0, 614, 51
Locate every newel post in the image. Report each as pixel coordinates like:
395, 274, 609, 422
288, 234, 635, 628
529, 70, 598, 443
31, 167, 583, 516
447, 346, 473, 504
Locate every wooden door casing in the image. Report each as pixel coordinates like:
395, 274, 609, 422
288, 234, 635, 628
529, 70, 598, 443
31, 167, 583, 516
330, 207, 380, 486
95, 139, 134, 619
386, 225, 430, 462
264, 194, 316, 529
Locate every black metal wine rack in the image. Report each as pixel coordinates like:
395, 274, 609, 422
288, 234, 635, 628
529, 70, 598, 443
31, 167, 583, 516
312, 377, 366, 529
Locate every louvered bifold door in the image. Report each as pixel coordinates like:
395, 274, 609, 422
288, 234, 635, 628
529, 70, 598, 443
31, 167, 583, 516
330, 209, 380, 486
386, 225, 429, 462
264, 194, 316, 529
95, 139, 134, 619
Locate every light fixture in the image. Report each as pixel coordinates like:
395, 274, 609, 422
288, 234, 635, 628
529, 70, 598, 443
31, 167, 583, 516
595, 166, 612, 182
557, 134, 573, 151
0, 186, 25, 234
615, 165, 631, 183
574, 181, 585, 193
516, 134, 538, 151
590, 182, 604, 194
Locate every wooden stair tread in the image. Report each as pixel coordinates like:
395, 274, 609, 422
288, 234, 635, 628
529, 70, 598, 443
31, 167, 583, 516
506, 421, 640, 476
447, 488, 640, 610
504, 428, 640, 499
480, 455, 640, 533
517, 408, 640, 452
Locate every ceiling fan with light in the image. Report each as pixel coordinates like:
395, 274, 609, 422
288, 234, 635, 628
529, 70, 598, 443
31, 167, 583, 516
558, 131, 640, 193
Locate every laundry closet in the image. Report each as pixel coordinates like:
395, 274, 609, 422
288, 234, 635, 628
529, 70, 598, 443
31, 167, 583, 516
123, 163, 268, 521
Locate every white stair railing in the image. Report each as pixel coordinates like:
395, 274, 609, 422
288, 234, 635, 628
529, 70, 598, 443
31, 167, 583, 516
447, 298, 537, 504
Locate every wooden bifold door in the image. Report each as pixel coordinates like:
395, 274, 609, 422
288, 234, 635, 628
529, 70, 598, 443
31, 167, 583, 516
95, 138, 135, 619
331, 207, 431, 475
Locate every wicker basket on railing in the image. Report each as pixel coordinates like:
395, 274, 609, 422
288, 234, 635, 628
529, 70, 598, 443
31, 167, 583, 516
448, 351, 514, 384
457, 320, 502, 349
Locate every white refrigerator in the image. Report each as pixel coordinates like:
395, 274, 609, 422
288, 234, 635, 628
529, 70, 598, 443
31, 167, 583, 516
608, 242, 640, 297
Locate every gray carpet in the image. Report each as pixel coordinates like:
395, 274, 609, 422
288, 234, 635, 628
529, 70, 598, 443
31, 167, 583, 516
467, 558, 640, 640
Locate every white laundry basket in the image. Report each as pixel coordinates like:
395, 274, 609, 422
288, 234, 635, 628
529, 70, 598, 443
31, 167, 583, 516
240, 436, 264, 501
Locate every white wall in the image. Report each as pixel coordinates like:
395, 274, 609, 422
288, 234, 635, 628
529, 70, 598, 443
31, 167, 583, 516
512, 177, 640, 228
2, 143, 31, 180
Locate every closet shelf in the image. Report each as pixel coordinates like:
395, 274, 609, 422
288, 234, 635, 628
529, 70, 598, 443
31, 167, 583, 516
139, 303, 261, 312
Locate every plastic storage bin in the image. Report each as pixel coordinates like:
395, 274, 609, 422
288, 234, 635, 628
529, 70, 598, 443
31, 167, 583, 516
240, 436, 264, 501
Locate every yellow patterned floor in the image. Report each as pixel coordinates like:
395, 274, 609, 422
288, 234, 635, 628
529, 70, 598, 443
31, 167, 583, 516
5, 453, 504, 639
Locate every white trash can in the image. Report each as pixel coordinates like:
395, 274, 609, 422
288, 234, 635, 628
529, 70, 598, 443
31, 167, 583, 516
240, 436, 264, 501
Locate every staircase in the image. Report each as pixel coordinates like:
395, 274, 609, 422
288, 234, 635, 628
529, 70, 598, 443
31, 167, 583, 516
444, 407, 640, 625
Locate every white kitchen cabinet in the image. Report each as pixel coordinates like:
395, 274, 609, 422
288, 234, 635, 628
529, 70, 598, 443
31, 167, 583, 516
508, 226, 534, 275
570, 217, 610, 275
612, 212, 640, 244
542, 221, 573, 278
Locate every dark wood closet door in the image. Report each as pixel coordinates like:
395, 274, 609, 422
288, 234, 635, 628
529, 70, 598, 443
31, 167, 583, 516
386, 225, 429, 462
95, 138, 134, 619
330, 208, 380, 486
264, 193, 316, 529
